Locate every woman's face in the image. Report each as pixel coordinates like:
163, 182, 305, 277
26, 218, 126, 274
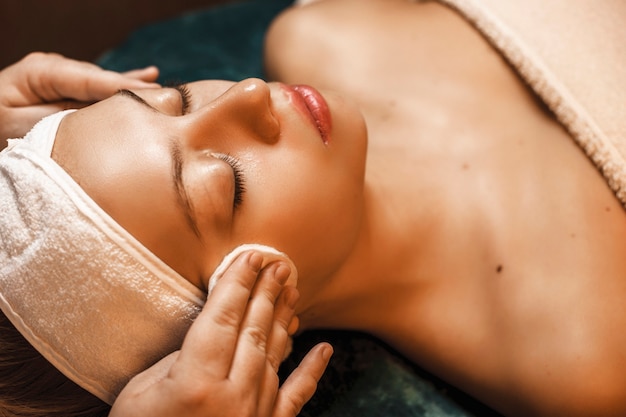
52, 79, 367, 296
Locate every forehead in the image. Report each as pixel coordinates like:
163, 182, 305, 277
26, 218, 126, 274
53, 97, 167, 183
53, 98, 208, 288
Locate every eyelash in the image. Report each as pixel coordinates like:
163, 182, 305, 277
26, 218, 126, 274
169, 82, 192, 114
169, 84, 243, 209
216, 154, 246, 209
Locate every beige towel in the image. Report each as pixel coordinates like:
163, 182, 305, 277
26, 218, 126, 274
439, 0, 626, 206
0, 111, 297, 404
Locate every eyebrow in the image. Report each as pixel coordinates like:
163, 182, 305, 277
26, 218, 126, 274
117, 89, 158, 112
116, 89, 200, 236
170, 141, 201, 238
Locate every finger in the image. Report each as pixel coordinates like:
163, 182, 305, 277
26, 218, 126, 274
176, 251, 263, 378
24, 53, 160, 103
42, 67, 161, 102
266, 286, 299, 373
121, 66, 160, 82
119, 351, 180, 397
257, 286, 299, 417
0, 102, 88, 141
231, 262, 290, 415
12, 100, 90, 117
272, 343, 333, 417
229, 262, 291, 385
257, 364, 282, 417
288, 316, 300, 336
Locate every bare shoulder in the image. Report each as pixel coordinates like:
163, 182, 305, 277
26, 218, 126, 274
264, 0, 474, 92
264, 0, 405, 82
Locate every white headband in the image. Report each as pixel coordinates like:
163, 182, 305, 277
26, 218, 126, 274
0, 111, 297, 405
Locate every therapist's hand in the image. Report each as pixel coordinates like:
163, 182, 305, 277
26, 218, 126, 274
0, 52, 159, 147
110, 251, 332, 417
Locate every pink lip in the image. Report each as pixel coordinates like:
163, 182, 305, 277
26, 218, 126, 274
282, 84, 332, 144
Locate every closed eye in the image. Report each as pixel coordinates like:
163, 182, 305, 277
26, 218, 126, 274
117, 85, 191, 116
169, 83, 192, 115
214, 153, 246, 209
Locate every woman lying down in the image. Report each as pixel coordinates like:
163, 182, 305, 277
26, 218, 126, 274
2, 0, 626, 416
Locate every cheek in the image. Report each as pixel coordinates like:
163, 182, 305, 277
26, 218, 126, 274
236, 148, 365, 283
294, 178, 364, 279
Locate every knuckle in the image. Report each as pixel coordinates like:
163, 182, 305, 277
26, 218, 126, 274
243, 324, 268, 349
165, 382, 209, 410
267, 339, 288, 370
212, 305, 243, 330
267, 353, 281, 371
283, 395, 304, 417
258, 285, 279, 304
266, 370, 280, 392
21, 51, 45, 63
22, 51, 60, 65
240, 403, 257, 417
254, 274, 283, 303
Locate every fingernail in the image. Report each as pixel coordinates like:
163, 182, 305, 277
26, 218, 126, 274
274, 262, 291, 285
321, 344, 333, 361
247, 251, 263, 271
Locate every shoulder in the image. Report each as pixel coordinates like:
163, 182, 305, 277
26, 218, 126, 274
264, 0, 392, 85
264, 0, 466, 88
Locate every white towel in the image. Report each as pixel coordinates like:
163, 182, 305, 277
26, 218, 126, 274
0, 111, 297, 404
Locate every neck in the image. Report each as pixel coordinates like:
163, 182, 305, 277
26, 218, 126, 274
296, 159, 430, 336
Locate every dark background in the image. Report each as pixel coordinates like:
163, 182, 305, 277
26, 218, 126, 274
0, 0, 235, 69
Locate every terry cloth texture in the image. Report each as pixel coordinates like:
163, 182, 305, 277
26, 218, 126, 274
0, 110, 297, 404
0, 111, 204, 404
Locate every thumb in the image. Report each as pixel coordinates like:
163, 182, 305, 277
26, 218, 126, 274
118, 351, 180, 397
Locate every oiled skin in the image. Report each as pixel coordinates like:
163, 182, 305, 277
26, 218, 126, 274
264, 1, 626, 415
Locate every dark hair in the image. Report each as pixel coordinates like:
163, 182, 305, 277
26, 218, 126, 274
0, 310, 110, 417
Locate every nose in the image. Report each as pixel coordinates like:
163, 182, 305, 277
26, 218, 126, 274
184, 78, 280, 148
